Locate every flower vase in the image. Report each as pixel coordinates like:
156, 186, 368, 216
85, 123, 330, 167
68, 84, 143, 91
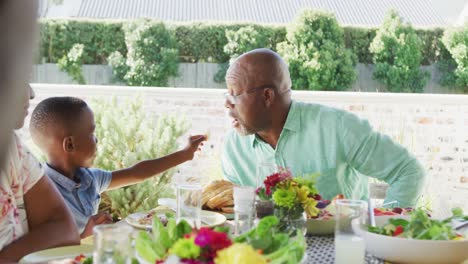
255, 199, 275, 219
274, 207, 307, 236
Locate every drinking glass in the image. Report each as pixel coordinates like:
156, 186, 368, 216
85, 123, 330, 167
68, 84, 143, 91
93, 224, 133, 264
255, 162, 281, 188
233, 186, 255, 235
176, 183, 202, 229
334, 199, 367, 264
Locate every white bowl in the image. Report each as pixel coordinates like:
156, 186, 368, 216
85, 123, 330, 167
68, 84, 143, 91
307, 219, 335, 235
364, 215, 468, 264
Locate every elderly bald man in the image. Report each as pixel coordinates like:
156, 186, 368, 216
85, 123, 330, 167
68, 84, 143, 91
221, 48, 425, 207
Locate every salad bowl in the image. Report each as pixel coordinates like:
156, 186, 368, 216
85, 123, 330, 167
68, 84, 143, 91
363, 215, 468, 264
306, 205, 411, 235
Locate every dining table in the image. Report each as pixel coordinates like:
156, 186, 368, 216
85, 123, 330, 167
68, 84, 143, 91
305, 235, 384, 264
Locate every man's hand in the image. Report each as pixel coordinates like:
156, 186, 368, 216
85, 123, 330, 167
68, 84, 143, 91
181, 135, 206, 160
80, 212, 113, 239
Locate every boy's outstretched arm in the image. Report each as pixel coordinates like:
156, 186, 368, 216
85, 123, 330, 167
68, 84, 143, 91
107, 135, 206, 190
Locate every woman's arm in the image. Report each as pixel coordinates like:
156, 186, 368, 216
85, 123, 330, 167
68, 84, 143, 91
0, 176, 80, 261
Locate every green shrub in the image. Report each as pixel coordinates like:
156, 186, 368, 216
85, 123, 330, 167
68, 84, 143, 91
214, 25, 286, 83
370, 10, 429, 93
441, 24, 468, 90
415, 28, 446, 65
57, 43, 86, 84
39, 19, 126, 64
437, 45, 459, 89
224, 26, 269, 58
173, 23, 286, 63
174, 23, 236, 63
91, 96, 189, 219
108, 19, 179, 86
343, 27, 376, 64
38, 19, 447, 67
277, 9, 357, 91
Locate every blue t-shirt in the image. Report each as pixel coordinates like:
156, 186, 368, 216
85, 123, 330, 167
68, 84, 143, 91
46, 164, 112, 233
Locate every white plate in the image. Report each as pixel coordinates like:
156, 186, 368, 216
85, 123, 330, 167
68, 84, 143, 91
126, 208, 226, 230
19, 245, 93, 263
363, 215, 468, 264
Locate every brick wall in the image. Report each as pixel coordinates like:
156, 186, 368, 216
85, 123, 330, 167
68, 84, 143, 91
24, 84, 468, 216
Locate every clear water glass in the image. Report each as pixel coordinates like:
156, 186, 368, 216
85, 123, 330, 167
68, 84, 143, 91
176, 183, 202, 229
233, 186, 255, 235
255, 163, 280, 188
93, 224, 132, 264
334, 199, 367, 264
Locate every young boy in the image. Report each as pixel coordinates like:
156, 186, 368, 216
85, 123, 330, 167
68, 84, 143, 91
29, 96, 206, 238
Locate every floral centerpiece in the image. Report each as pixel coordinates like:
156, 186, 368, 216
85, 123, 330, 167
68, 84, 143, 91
136, 216, 306, 264
256, 169, 321, 233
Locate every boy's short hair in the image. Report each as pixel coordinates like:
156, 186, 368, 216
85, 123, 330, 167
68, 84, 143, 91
30, 96, 89, 135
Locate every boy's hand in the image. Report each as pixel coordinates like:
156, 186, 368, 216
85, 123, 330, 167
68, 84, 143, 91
80, 212, 113, 239
182, 135, 206, 160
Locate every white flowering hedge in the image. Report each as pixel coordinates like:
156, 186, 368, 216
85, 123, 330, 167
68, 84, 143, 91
91, 96, 189, 218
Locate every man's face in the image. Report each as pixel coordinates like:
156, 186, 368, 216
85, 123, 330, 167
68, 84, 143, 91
224, 81, 270, 136
70, 107, 98, 168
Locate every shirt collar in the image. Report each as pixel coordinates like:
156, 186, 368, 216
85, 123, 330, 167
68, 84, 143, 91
283, 101, 301, 132
45, 164, 92, 191
250, 101, 301, 148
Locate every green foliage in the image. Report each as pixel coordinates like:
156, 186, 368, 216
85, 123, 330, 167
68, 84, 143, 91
437, 46, 459, 89
415, 28, 446, 65
91, 96, 189, 219
38, 19, 453, 92
173, 23, 286, 63
38, 19, 447, 66
277, 9, 357, 90
39, 19, 126, 64
370, 10, 430, 93
214, 25, 286, 83
174, 23, 236, 63
108, 19, 179, 86
57, 43, 86, 84
441, 24, 468, 91
343, 27, 376, 64
224, 25, 285, 58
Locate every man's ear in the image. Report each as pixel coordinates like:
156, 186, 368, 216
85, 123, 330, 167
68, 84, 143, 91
263, 88, 276, 107
63, 136, 75, 152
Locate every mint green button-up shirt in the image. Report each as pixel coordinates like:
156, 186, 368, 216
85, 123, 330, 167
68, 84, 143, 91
222, 101, 425, 207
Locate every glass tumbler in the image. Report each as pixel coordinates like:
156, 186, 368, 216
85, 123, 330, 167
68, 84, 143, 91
176, 183, 202, 229
93, 224, 133, 264
334, 199, 367, 264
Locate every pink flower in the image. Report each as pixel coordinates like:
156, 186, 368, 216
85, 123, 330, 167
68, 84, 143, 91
264, 173, 282, 188
263, 170, 292, 195
194, 227, 232, 250
181, 260, 205, 264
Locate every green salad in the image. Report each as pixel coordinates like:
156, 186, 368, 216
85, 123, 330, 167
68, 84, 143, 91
368, 207, 467, 240
135, 215, 306, 264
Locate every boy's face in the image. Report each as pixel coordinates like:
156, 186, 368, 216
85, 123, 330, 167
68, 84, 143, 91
71, 106, 97, 168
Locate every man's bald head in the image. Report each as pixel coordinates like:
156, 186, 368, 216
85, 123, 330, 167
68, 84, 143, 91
226, 49, 292, 95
